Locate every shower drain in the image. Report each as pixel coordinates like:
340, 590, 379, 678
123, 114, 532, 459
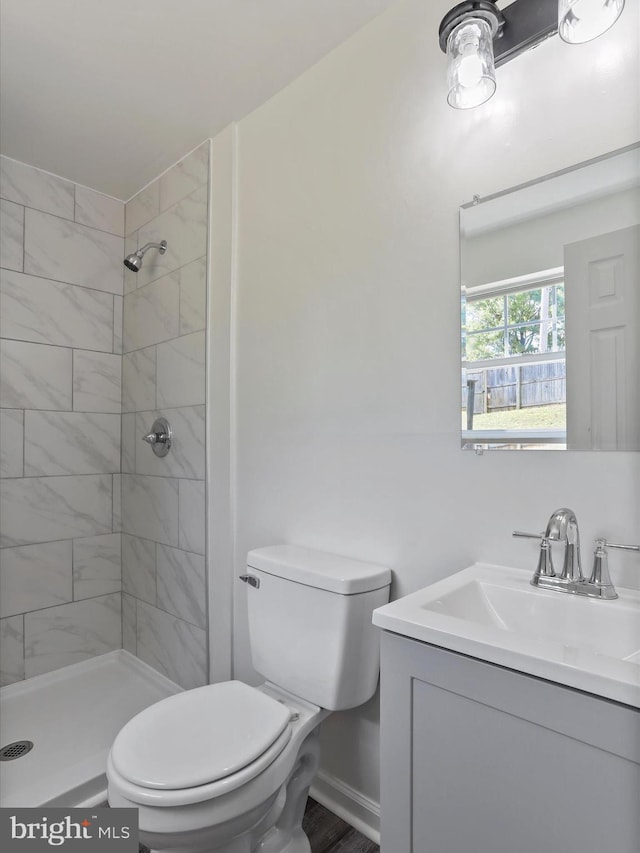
0, 740, 34, 761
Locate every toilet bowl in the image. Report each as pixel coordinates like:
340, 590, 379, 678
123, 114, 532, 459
107, 545, 391, 853
108, 682, 328, 853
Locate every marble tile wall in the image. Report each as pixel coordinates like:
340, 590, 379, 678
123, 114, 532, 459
120, 142, 209, 691
0, 155, 124, 685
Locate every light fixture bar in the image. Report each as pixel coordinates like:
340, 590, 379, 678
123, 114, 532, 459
494, 0, 558, 67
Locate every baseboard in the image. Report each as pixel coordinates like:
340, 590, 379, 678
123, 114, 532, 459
310, 769, 380, 845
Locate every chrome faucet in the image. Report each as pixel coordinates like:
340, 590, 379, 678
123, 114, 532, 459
543, 507, 583, 583
514, 509, 640, 600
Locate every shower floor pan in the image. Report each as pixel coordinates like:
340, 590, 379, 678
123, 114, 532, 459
0, 650, 182, 808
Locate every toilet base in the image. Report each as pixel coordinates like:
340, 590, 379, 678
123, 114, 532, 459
255, 828, 311, 853
142, 731, 321, 853
252, 730, 319, 853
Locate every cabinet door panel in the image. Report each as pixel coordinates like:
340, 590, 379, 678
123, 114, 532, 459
379, 632, 640, 853
412, 678, 640, 853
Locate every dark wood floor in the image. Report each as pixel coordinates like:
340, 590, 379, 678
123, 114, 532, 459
303, 798, 379, 853
139, 796, 378, 853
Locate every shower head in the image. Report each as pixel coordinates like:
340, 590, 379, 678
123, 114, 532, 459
123, 253, 143, 272
123, 240, 167, 272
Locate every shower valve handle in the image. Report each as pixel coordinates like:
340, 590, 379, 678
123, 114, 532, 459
141, 417, 172, 457
143, 431, 167, 445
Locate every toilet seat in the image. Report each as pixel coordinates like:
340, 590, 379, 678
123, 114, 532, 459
110, 681, 292, 793
107, 725, 293, 807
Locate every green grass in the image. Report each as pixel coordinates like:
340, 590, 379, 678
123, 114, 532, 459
463, 403, 566, 430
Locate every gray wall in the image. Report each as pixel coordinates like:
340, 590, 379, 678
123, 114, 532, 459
0, 156, 124, 684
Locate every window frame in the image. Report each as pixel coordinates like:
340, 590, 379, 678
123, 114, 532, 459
461, 267, 567, 448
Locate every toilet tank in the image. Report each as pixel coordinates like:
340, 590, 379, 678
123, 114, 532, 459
245, 546, 391, 711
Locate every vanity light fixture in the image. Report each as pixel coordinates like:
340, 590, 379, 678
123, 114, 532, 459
439, 0, 626, 109
558, 0, 625, 44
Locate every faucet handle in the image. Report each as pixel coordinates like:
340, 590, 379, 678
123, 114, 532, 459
605, 541, 640, 553
140, 417, 172, 458
588, 539, 639, 600
512, 531, 556, 579
534, 537, 556, 579
589, 539, 617, 599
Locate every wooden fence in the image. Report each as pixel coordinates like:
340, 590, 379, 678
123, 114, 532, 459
463, 359, 566, 414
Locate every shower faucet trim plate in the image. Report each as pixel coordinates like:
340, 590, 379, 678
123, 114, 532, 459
142, 417, 172, 457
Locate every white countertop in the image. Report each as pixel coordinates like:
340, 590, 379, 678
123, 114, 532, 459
373, 562, 640, 708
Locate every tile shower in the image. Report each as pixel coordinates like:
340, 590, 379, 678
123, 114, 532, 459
121, 142, 209, 690
0, 142, 210, 692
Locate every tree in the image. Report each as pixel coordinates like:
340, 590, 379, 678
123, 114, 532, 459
464, 285, 565, 362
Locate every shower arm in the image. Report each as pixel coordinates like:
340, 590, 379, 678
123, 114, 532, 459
138, 240, 167, 256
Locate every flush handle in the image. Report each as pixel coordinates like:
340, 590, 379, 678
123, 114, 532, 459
142, 417, 172, 457
239, 574, 260, 589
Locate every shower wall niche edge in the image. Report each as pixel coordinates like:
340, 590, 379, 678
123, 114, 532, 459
120, 140, 210, 691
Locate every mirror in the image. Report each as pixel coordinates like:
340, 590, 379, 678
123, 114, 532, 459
460, 143, 640, 451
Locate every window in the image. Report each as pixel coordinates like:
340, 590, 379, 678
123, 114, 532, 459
462, 269, 567, 448
465, 280, 565, 361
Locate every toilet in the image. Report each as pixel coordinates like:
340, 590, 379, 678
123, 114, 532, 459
107, 545, 391, 853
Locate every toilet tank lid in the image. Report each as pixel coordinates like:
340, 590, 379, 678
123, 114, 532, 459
247, 545, 391, 594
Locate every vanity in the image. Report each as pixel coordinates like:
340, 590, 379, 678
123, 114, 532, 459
373, 138, 640, 850
372, 561, 640, 853
373, 139, 640, 850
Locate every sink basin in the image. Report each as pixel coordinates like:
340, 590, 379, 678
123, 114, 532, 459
372, 563, 640, 707
425, 577, 640, 660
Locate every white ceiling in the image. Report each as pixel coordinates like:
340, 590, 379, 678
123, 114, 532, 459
0, 0, 397, 200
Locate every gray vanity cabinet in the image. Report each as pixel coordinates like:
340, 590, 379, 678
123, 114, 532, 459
379, 631, 640, 853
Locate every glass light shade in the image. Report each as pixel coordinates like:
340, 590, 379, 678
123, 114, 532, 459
558, 0, 625, 44
446, 18, 497, 110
